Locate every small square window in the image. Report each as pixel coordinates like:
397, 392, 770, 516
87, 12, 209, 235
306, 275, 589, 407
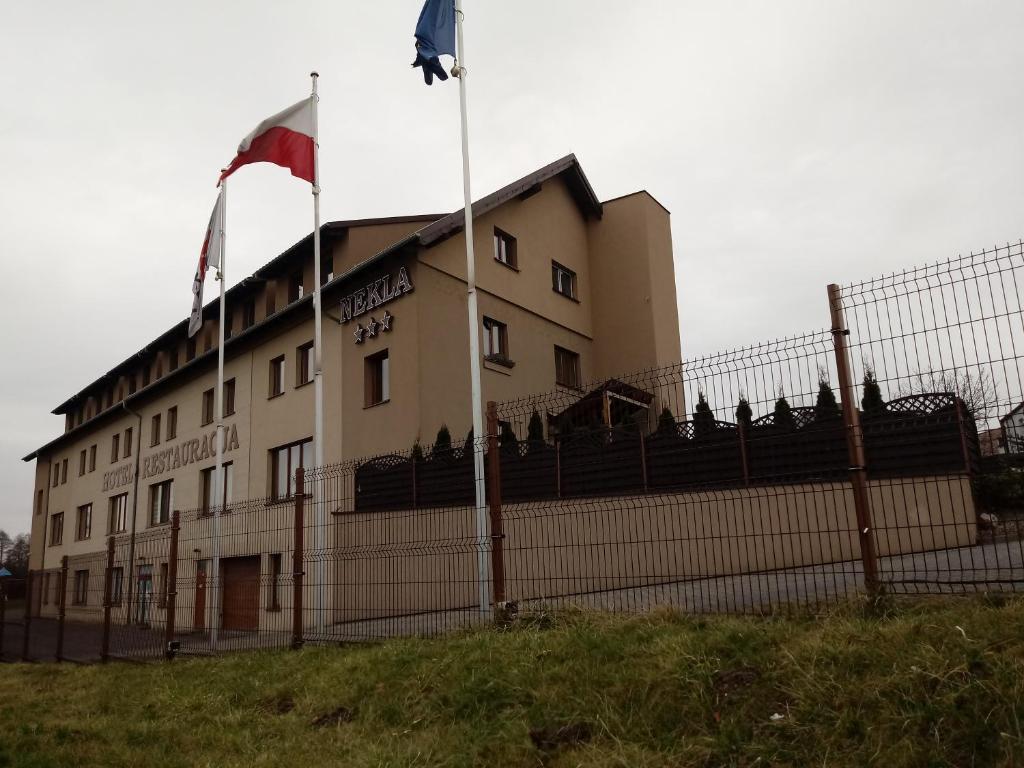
494, 228, 517, 268
269, 356, 285, 398
483, 317, 510, 361
364, 350, 390, 407
201, 388, 214, 426
296, 342, 314, 387
223, 379, 236, 417
554, 345, 581, 389
552, 261, 577, 300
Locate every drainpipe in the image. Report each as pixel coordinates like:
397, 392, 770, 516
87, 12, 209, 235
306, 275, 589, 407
121, 400, 144, 624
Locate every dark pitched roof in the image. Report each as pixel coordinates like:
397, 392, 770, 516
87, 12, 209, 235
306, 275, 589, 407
29, 155, 604, 460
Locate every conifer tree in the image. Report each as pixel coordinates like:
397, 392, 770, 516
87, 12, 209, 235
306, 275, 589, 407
433, 424, 452, 456
735, 397, 753, 430
656, 406, 676, 437
862, 367, 885, 415
815, 378, 841, 421
693, 392, 715, 438
773, 393, 796, 430
527, 410, 545, 444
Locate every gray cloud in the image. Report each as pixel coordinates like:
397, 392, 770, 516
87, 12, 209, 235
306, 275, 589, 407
1, 0, 1022, 535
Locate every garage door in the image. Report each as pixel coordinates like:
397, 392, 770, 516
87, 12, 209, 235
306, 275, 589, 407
222, 556, 261, 632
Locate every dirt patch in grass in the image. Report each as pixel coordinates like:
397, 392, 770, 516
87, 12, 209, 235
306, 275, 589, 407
529, 721, 593, 753
311, 706, 354, 728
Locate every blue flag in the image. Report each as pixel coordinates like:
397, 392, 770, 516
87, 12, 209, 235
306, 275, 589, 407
413, 0, 456, 85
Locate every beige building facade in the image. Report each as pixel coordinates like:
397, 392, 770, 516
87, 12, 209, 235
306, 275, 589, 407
23, 155, 682, 587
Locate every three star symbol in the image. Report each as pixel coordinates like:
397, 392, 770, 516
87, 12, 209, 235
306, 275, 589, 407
353, 311, 394, 344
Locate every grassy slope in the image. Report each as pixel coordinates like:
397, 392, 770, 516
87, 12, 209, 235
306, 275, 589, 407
2, 598, 1024, 767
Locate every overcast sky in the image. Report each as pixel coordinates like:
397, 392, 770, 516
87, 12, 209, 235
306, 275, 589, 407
1, 1, 1022, 536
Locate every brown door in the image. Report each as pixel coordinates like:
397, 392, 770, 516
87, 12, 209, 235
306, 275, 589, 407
222, 556, 260, 632
193, 563, 207, 631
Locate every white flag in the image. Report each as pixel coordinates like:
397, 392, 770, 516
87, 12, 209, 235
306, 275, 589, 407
188, 190, 225, 338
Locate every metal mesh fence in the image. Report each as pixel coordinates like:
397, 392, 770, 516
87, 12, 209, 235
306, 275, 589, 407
7, 239, 1024, 662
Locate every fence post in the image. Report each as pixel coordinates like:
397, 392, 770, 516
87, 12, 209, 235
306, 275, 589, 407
0, 578, 6, 660
486, 402, 506, 607
737, 421, 751, 485
292, 467, 305, 650
21, 570, 33, 662
55, 555, 68, 662
164, 511, 180, 660
828, 283, 880, 595
101, 535, 115, 663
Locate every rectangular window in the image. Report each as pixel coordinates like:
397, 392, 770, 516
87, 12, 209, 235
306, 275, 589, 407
186, 338, 197, 362
322, 254, 334, 284
200, 462, 233, 514
223, 379, 236, 417
75, 504, 92, 541
79, 449, 86, 477
203, 332, 212, 353
268, 553, 282, 610
35, 489, 43, 516
269, 356, 285, 398
242, 299, 256, 330
142, 366, 151, 387
109, 493, 128, 534
364, 349, 390, 407
552, 261, 578, 299
52, 463, 59, 487
124, 428, 133, 459
110, 567, 124, 605
50, 512, 64, 546
288, 272, 303, 303
111, 433, 121, 463
155, 358, 163, 380
201, 388, 214, 426
296, 342, 314, 387
151, 413, 162, 446
128, 376, 137, 395
89, 444, 97, 472
73, 570, 89, 606
554, 345, 582, 389
483, 317, 509, 360
167, 406, 178, 440
61, 459, 68, 484
169, 347, 179, 372
493, 228, 517, 268
149, 480, 173, 526
270, 438, 313, 500
224, 311, 234, 340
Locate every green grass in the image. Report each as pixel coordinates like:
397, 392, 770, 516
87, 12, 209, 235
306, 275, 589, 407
2, 597, 1024, 767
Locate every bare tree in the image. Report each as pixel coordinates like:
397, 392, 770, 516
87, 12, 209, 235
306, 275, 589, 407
0, 529, 11, 565
900, 368, 999, 423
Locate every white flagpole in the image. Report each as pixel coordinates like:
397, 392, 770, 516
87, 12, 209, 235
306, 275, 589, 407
310, 72, 327, 634
453, 0, 492, 617
211, 178, 227, 651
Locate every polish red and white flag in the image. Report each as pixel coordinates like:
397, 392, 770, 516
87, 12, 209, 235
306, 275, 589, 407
188, 189, 225, 338
219, 98, 315, 184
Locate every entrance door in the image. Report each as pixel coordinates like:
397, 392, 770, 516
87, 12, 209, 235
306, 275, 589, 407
221, 556, 260, 632
194, 560, 208, 631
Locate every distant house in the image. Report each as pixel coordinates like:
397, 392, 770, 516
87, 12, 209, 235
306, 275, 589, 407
979, 426, 1006, 456
1000, 403, 1024, 454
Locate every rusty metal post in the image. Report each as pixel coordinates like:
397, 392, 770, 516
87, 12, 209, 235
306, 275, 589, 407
828, 283, 880, 594
292, 467, 305, 650
101, 535, 115, 662
0, 577, 6, 660
164, 511, 181, 660
21, 570, 33, 661
55, 555, 68, 662
486, 402, 506, 606
737, 421, 751, 486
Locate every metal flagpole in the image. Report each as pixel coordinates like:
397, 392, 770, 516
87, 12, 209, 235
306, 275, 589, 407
210, 178, 227, 651
453, 0, 492, 616
310, 72, 326, 633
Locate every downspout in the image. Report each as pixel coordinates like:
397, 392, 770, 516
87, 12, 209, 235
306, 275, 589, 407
121, 400, 144, 624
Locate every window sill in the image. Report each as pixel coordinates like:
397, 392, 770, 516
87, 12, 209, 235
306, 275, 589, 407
364, 399, 391, 410
494, 258, 520, 273
552, 289, 581, 304
484, 357, 515, 376
200, 420, 213, 428
295, 379, 313, 390
267, 392, 285, 401
556, 382, 585, 394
